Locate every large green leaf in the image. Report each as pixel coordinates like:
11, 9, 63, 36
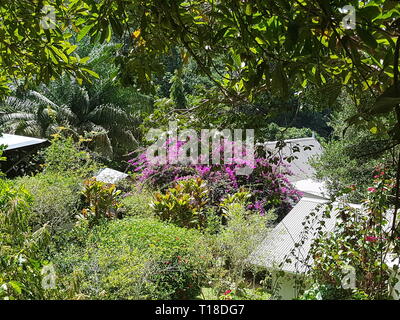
369, 84, 400, 115
358, 28, 378, 49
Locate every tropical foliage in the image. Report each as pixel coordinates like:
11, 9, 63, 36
1, 0, 400, 302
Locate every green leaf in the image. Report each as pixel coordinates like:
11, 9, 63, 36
359, 5, 381, 20
8, 281, 22, 295
66, 45, 77, 55
82, 68, 99, 79
245, 4, 252, 15
358, 28, 378, 49
51, 47, 68, 63
230, 51, 241, 68
77, 25, 92, 42
255, 37, 265, 45
271, 64, 288, 98
370, 126, 378, 134
370, 84, 400, 115
80, 56, 90, 64
106, 24, 112, 43
343, 71, 352, 85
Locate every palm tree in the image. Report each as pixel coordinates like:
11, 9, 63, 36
41, 77, 141, 158
0, 41, 154, 159
0, 93, 61, 138
0, 82, 140, 159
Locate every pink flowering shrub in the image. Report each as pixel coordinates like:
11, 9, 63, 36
129, 138, 301, 219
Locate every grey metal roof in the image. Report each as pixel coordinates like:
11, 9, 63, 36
258, 137, 323, 182
94, 168, 129, 184
0, 134, 47, 151
249, 197, 361, 274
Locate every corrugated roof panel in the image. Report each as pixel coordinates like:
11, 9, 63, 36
249, 197, 336, 273
293, 179, 328, 199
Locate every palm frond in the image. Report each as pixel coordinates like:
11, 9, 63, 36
0, 112, 35, 124
28, 90, 59, 108
87, 103, 132, 127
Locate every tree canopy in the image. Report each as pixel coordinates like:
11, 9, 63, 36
0, 1, 102, 96
3, 1, 399, 136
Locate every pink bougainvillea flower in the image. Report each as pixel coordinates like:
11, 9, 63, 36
365, 236, 379, 242
367, 187, 377, 192
128, 137, 301, 218
224, 290, 232, 295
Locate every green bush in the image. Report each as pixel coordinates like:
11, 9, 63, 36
53, 217, 212, 299
0, 179, 33, 241
0, 178, 53, 300
121, 188, 154, 217
205, 203, 271, 298
41, 133, 99, 177
13, 172, 83, 232
302, 171, 397, 300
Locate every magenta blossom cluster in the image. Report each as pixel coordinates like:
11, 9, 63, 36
128, 138, 301, 218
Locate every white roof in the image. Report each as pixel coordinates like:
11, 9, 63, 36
249, 197, 361, 274
0, 134, 47, 151
258, 137, 323, 182
95, 168, 129, 184
293, 179, 329, 200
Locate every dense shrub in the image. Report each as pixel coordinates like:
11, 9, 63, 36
204, 203, 271, 298
0, 179, 33, 244
129, 138, 300, 219
13, 172, 82, 232
41, 133, 99, 177
53, 217, 212, 299
0, 178, 52, 300
120, 188, 154, 217
151, 177, 209, 229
